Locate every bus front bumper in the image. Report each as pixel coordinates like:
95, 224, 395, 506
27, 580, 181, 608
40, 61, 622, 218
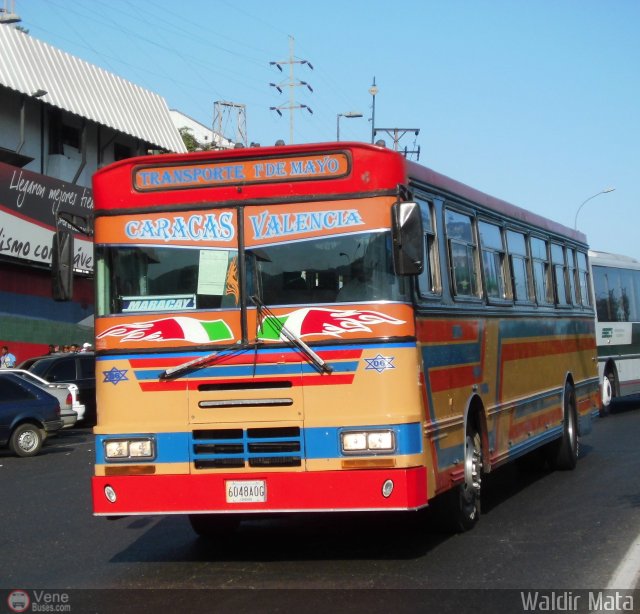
92, 467, 428, 515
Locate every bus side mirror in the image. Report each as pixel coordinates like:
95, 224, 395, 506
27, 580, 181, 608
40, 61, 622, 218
52, 230, 74, 301
392, 201, 424, 276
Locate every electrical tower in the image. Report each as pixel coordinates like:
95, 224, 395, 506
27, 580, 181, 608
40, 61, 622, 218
374, 127, 421, 160
368, 80, 421, 160
0, 0, 21, 23
269, 36, 313, 144
213, 101, 247, 148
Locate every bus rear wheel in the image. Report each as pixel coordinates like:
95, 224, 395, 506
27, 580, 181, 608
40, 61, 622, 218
550, 383, 579, 470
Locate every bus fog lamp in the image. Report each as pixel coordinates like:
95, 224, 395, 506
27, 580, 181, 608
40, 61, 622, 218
104, 485, 117, 503
382, 479, 394, 498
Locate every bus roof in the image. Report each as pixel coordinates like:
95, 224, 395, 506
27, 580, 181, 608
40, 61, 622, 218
404, 157, 587, 245
93, 140, 587, 245
589, 249, 640, 270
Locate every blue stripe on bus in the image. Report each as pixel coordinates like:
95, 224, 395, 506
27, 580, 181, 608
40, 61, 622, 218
512, 389, 562, 419
498, 318, 594, 339
506, 425, 563, 460
95, 422, 423, 464
131, 360, 360, 380
421, 342, 483, 369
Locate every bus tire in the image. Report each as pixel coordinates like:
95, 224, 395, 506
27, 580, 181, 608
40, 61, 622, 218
550, 383, 579, 470
10, 423, 44, 457
189, 514, 241, 539
442, 423, 483, 533
600, 369, 617, 416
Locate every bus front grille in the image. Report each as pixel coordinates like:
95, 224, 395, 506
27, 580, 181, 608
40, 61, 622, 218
191, 426, 303, 469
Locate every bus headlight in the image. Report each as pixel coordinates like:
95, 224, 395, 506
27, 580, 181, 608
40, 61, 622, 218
341, 430, 396, 454
129, 440, 153, 457
104, 438, 155, 461
105, 441, 129, 458
367, 431, 394, 451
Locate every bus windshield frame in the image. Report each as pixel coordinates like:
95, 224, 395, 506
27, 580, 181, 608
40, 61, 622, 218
96, 216, 410, 321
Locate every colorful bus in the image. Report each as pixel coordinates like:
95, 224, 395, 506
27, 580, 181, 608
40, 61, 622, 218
590, 249, 640, 407
66, 142, 599, 535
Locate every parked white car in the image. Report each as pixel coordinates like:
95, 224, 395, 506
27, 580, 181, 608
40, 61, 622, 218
3, 369, 85, 428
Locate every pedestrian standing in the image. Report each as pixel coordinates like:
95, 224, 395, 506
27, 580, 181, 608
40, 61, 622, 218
0, 345, 16, 368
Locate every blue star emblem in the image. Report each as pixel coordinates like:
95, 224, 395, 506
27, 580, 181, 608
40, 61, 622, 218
364, 354, 395, 373
103, 367, 129, 385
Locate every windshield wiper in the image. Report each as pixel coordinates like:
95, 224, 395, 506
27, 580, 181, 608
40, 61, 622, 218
250, 295, 333, 375
159, 342, 247, 380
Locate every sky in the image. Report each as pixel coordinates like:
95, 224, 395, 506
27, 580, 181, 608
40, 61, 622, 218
12, 0, 640, 259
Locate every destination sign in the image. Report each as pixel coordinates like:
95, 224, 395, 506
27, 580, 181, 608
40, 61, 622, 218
134, 153, 350, 191
121, 294, 196, 313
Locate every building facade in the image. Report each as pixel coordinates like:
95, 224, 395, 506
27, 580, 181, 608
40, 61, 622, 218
0, 24, 186, 363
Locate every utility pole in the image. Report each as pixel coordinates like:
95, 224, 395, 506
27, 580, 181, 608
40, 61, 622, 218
213, 101, 247, 148
374, 127, 421, 160
368, 77, 378, 144
269, 36, 313, 144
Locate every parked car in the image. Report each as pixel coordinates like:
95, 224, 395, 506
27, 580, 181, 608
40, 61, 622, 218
0, 372, 64, 456
19, 352, 96, 426
4, 368, 84, 428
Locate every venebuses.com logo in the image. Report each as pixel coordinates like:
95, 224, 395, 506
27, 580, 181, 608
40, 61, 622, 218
6, 590, 71, 613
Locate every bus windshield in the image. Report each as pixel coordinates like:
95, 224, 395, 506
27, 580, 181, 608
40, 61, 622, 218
96, 230, 409, 316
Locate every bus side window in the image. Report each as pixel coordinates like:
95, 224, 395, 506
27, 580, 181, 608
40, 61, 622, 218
417, 199, 440, 296
551, 243, 569, 306
445, 209, 479, 298
624, 269, 640, 322
478, 221, 508, 301
530, 237, 552, 305
577, 252, 591, 307
567, 248, 579, 305
506, 230, 532, 303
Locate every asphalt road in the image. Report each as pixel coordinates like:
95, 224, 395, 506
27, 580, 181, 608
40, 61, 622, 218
1, 398, 640, 611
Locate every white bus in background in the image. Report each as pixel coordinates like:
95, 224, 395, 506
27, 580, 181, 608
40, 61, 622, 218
590, 250, 640, 408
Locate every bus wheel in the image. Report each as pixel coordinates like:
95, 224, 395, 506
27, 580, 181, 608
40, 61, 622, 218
600, 370, 616, 415
189, 514, 241, 539
445, 425, 482, 533
550, 383, 579, 470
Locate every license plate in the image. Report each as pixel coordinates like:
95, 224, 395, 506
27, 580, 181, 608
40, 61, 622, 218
225, 480, 267, 503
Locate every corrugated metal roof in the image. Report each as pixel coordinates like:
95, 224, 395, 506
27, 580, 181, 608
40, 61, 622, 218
0, 25, 187, 153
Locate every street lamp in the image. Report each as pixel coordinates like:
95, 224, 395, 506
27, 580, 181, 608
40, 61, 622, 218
574, 187, 616, 229
368, 78, 379, 144
336, 112, 363, 141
